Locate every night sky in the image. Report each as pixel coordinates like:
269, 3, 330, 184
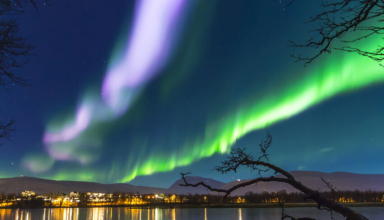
1, 0, 383, 188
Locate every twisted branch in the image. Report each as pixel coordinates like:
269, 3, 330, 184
181, 133, 368, 220
290, 0, 384, 65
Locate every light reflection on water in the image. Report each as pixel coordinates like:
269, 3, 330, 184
238, 208, 242, 220
0, 207, 383, 220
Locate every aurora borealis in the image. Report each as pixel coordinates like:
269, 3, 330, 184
1, 0, 383, 187
43, 0, 190, 163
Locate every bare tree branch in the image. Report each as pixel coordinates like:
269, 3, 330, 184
181, 133, 368, 220
180, 172, 292, 199
320, 178, 337, 220
0, 18, 33, 89
0, 117, 15, 146
290, 0, 384, 65
0, 0, 51, 144
279, 199, 316, 220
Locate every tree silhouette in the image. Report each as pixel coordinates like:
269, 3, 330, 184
0, 0, 48, 144
0, 0, 42, 88
289, 0, 384, 66
180, 133, 368, 220
0, 117, 15, 146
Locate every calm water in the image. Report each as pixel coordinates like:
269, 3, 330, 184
0, 207, 383, 220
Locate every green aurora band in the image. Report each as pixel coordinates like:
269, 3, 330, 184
117, 50, 384, 183
35, 41, 384, 183
28, 17, 384, 183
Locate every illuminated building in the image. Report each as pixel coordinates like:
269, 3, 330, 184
21, 190, 35, 197
70, 191, 80, 198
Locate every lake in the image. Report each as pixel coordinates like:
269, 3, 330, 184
0, 207, 383, 220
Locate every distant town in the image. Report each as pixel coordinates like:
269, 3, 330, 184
1, 189, 384, 208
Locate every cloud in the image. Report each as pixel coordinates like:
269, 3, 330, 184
297, 166, 305, 170
319, 147, 335, 153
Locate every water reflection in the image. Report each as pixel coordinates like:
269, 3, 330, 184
42, 208, 79, 220
155, 208, 157, 220
172, 208, 175, 220
0, 208, 165, 220
238, 208, 242, 220
1, 207, 380, 220
0, 207, 251, 220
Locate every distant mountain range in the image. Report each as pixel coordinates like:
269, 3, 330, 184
0, 171, 383, 195
0, 176, 225, 195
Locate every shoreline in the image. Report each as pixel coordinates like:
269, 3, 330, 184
1, 202, 384, 209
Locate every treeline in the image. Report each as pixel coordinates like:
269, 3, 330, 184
166, 190, 384, 204
242, 190, 384, 203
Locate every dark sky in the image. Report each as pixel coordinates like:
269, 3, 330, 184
1, 0, 383, 188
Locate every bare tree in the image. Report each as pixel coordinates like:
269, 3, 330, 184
0, 0, 41, 88
289, 0, 384, 66
0, 117, 15, 144
0, 0, 46, 144
180, 133, 368, 220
